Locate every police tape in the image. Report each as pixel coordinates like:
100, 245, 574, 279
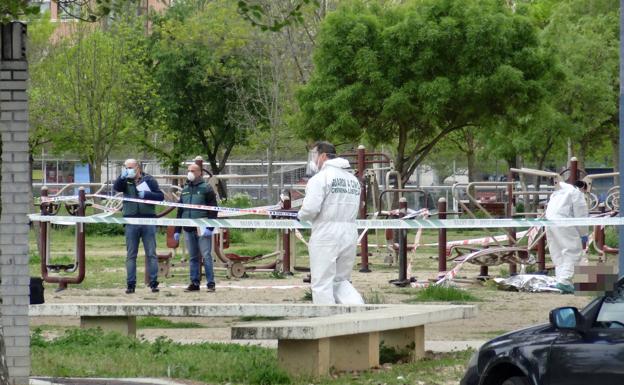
27, 213, 624, 229
41, 194, 297, 217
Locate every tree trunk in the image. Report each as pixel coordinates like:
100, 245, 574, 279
397, 125, 408, 186
465, 129, 479, 182
567, 137, 573, 162
93, 160, 102, 183
577, 143, 586, 172
266, 148, 274, 204
467, 150, 477, 182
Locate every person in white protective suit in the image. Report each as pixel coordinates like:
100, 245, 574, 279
297, 141, 365, 305
545, 180, 589, 294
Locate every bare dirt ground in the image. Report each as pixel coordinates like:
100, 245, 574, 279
32, 265, 593, 344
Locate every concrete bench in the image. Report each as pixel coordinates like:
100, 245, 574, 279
30, 302, 476, 376
29, 303, 385, 336
231, 304, 476, 376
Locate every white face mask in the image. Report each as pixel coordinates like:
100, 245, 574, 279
126, 168, 136, 179
187, 172, 196, 182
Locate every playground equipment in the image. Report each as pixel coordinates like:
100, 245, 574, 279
36, 155, 300, 289
340, 145, 396, 272
439, 167, 559, 280
39, 187, 86, 291
35, 151, 621, 290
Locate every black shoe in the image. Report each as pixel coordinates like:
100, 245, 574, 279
207, 283, 216, 292
125, 286, 135, 294
184, 283, 200, 292
150, 282, 159, 293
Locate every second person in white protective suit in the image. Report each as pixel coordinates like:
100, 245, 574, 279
545, 180, 589, 294
297, 141, 365, 305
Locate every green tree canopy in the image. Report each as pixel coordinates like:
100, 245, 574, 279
296, 0, 551, 184
146, 0, 260, 175
29, 18, 152, 181
542, 0, 619, 167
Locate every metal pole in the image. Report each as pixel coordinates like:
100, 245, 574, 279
507, 170, 516, 276
282, 194, 292, 275
619, 0, 624, 278
397, 197, 408, 283
437, 197, 447, 277
569, 157, 578, 184
358, 145, 370, 272
537, 234, 546, 273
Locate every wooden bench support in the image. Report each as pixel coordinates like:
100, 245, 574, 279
80, 316, 136, 337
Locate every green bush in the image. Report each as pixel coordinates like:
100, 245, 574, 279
228, 229, 244, 243
605, 227, 619, 248
222, 193, 253, 209
85, 223, 125, 236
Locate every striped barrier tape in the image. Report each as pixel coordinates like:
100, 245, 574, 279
41, 194, 296, 218
90, 194, 297, 217
39, 196, 82, 203
28, 214, 624, 229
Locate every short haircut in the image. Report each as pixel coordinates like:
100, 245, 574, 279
124, 159, 142, 172
313, 141, 336, 159
574, 180, 588, 191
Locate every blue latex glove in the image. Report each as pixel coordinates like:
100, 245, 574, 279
173, 232, 180, 242
138, 190, 145, 199
202, 228, 213, 237
120, 168, 129, 179
581, 235, 588, 244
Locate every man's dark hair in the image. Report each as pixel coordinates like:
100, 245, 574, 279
574, 180, 588, 191
313, 141, 337, 159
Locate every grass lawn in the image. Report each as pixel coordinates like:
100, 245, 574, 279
31, 328, 472, 385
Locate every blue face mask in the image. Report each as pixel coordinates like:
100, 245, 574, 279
126, 168, 136, 179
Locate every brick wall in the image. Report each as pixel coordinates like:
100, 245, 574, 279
0, 22, 31, 385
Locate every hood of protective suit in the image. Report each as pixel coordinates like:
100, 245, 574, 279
321, 157, 351, 170
545, 181, 588, 235
298, 157, 359, 226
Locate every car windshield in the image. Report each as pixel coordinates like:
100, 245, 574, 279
596, 286, 624, 328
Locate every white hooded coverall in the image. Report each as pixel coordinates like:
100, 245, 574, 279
545, 182, 589, 286
298, 157, 365, 305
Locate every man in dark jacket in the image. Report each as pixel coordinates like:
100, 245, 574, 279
113, 159, 164, 294
174, 163, 219, 292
